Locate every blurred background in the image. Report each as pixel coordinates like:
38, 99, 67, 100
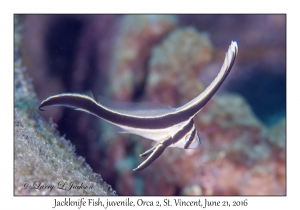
19, 14, 286, 195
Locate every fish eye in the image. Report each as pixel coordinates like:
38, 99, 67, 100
183, 132, 195, 149
185, 133, 193, 143
183, 130, 200, 149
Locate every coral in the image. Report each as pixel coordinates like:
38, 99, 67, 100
266, 118, 286, 160
146, 27, 213, 106
14, 15, 116, 196
14, 110, 116, 195
107, 15, 178, 101
267, 118, 286, 150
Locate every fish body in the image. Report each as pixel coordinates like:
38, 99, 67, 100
39, 41, 238, 171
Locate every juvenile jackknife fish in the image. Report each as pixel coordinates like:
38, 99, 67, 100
39, 41, 238, 171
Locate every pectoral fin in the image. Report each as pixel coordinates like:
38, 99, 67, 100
133, 143, 166, 171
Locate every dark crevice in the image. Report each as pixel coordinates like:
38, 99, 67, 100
174, 185, 182, 196
226, 64, 286, 126
45, 16, 83, 89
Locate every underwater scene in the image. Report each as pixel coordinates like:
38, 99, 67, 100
14, 14, 286, 195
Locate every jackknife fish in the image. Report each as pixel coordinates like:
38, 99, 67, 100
39, 41, 238, 171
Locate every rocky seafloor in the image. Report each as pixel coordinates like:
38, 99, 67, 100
17, 14, 286, 195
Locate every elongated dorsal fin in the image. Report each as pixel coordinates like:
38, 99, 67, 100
81, 90, 95, 101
